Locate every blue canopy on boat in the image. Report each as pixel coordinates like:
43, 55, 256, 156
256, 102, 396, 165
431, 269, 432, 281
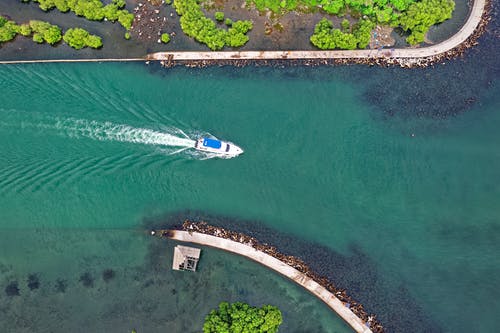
203, 138, 222, 149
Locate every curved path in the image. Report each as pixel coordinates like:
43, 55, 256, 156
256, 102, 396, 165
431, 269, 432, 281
168, 230, 373, 333
148, 0, 486, 62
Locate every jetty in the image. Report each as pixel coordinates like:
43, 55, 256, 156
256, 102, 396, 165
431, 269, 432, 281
159, 228, 375, 333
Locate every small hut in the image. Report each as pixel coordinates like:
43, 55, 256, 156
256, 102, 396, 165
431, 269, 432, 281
172, 245, 201, 272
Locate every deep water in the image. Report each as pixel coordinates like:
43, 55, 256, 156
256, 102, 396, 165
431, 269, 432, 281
1, 2, 500, 332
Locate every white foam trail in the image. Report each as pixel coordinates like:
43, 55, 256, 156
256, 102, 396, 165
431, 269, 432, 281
55, 119, 195, 148
169, 147, 190, 155
0, 112, 223, 159
177, 128, 191, 139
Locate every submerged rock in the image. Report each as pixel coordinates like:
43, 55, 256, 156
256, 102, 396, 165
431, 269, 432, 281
102, 269, 115, 282
27, 273, 40, 290
55, 279, 67, 293
5, 281, 20, 296
79, 272, 94, 288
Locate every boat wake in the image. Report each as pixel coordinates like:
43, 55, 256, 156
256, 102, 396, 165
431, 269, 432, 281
55, 118, 195, 148
55, 118, 228, 159
0, 110, 232, 159
0, 112, 231, 195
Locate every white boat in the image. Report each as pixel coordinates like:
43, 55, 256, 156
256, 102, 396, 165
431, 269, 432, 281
194, 137, 243, 158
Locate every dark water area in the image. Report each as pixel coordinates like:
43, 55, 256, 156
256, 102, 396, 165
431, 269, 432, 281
357, 2, 496, 122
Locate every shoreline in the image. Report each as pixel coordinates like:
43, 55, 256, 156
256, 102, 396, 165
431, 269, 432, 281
148, 0, 490, 68
155, 221, 385, 333
0, 0, 491, 68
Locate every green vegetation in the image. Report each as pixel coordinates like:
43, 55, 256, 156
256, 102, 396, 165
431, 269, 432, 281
310, 17, 374, 49
0, 16, 18, 43
8, 0, 455, 50
247, 0, 416, 16
1, 15, 103, 49
63, 27, 102, 49
203, 302, 283, 333
341, 18, 350, 32
174, 0, 253, 50
215, 11, 225, 22
22, 0, 135, 31
18, 24, 33, 36
398, 0, 455, 44
29, 20, 62, 44
160, 33, 170, 43
246, 0, 455, 47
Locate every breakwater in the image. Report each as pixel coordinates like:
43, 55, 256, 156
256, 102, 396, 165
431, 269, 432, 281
155, 221, 385, 333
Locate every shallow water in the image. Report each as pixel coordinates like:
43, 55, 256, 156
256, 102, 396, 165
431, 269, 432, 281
1, 229, 351, 332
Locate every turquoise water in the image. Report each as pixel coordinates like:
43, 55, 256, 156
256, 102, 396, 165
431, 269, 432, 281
0, 57, 499, 333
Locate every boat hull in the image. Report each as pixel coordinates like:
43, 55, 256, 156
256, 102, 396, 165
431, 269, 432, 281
194, 138, 243, 158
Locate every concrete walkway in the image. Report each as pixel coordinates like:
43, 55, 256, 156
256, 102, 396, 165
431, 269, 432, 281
148, 0, 486, 62
168, 230, 373, 333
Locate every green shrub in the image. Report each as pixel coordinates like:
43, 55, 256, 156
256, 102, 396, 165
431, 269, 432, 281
103, 4, 121, 21
214, 11, 224, 21
85, 34, 103, 48
353, 19, 375, 48
32, 33, 44, 43
160, 33, 170, 43
118, 10, 134, 30
1, 14, 104, 49
321, 0, 345, 15
174, 0, 252, 50
18, 24, 33, 36
29, 20, 62, 44
375, 6, 394, 23
231, 20, 253, 34
341, 18, 350, 32
25, 0, 135, 30
203, 302, 282, 333
124, 31, 130, 39
54, 0, 70, 12
310, 17, 374, 49
112, 0, 126, 8
225, 18, 233, 26
390, 0, 415, 11
398, 0, 454, 44
0, 17, 19, 43
63, 27, 102, 49
63, 28, 88, 49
